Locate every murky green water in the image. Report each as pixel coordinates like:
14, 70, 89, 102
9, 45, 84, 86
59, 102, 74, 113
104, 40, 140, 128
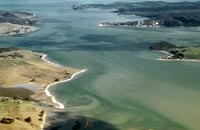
1, 0, 200, 130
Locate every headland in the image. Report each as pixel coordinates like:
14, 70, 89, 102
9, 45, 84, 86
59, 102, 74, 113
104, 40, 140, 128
150, 41, 200, 61
0, 47, 85, 130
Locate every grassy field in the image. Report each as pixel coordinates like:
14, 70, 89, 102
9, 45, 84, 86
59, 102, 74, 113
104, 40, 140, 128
0, 49, 78, 87
0, 87, 33, 99
182, 47, 200, 59
0, 59, 28, 68
0, 97, 45, 130
168, 47, 200, 60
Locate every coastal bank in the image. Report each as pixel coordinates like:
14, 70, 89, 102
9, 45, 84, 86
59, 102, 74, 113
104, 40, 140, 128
0, 47, 86, 130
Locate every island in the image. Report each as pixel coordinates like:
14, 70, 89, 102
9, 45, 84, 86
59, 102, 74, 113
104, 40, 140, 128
150, 41, 200, 60
0, 11, 38, 35
73, 1, 200, 27
0, 47, 82, 130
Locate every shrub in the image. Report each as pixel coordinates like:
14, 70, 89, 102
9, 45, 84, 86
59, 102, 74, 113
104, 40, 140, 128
24, 117, 32, 122
0, 117, 14, 124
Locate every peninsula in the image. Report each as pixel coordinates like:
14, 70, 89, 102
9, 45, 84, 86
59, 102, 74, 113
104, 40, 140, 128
150, 42, 200, 60
0, 47, 81, 130
0, 11, 38, 35
73, 1, 200, 27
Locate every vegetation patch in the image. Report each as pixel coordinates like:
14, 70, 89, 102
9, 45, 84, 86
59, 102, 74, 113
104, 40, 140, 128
0, 117, 14, 124
150, 42, 200, 60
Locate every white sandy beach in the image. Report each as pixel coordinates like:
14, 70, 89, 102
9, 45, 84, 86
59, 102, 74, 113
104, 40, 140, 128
42, 54, 87, 109
157, 58, 200, 62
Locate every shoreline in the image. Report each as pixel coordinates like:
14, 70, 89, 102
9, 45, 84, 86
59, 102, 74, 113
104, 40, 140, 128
44, 69, 87, 109
157, 50, 200, 62
42, 54, 60, 67
0, 48, 87, 130
157, 58, 200, 62
42, 54, 87, 109
40, 110, 47, 130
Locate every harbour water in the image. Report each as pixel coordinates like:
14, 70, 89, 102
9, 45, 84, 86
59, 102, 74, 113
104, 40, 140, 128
0, 0, 200, 130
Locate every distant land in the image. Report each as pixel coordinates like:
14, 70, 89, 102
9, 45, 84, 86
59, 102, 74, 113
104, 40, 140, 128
150, 42, 200, 60
74, 1, 200, 61
0, 11, 38, 35
73, 1, 200, 27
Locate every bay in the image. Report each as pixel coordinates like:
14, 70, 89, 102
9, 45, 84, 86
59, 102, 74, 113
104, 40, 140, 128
0, 0, 200, 130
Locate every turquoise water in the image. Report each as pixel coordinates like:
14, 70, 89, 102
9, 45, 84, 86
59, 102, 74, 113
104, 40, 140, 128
1, 0, 200, 130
